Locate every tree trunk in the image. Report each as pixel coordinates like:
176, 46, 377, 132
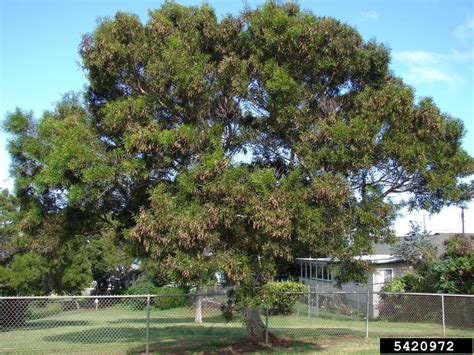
243, 306, 266, 341
194, 286, 202, 324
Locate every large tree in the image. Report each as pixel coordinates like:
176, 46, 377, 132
3, 1, 473, 340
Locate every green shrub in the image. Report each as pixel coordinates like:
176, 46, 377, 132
123, 278, 160, 310
154, 287, 189, 310
254, 281, 306, 315
382, 272, 426, 293
123, 278, 189, 310
125, 278, 160, 296
382, 277, 407, 293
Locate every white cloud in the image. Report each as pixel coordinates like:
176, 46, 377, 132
454, 16, 474, 43
452, 49, 474, 62
361, 10, 379, 21
392, 50, 468, 87
393, 51, 445, 65
405, 67, 462, 87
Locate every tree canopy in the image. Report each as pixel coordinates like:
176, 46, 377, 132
2, 0, 473, 335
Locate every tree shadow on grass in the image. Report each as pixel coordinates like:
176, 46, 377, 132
42, 324, 355, 353
4, 320, 91, 332
44, 326, 145, 344
108, 315, 229, 325
43, 325, 242, 346
271, 326, 363, 338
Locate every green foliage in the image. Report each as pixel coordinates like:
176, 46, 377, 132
124, 277, 189, 310
381, 235, 472, 327
445, 235, 472, 257
254, 281, 306, 315
84, 235, 135, 294
0, 189, 18, 250
9, 253, 50, 296
382, 272, 426, 293
6, 250, 93, 296
391, 221, 437, 268
153, 287, 189, 310
381, 277, 406, 293
0, 265, 12, 296
0, 265, 9, 284
138, 259, 172, 287
383, 236, 473, 294
429, 236, 473, 294
61, 254, 93, 291
125, 277, 160, 296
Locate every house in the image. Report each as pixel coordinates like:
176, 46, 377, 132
295, 232, 473, 318
296, 254, 408, 318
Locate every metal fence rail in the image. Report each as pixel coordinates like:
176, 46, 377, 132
1, 292, 472, 353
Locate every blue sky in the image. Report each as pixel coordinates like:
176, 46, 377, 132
1, 0, 473, 234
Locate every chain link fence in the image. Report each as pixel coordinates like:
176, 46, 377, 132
1, 292, 472, 353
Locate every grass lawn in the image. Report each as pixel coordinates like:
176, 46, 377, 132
1, 304, 472, 354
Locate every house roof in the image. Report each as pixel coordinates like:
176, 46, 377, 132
373, 233, 474, 257
296, 254, 403, 265
296, 233, 473, 265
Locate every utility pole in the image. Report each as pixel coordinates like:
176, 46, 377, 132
461, 206, 465, 234
423, 213, 427, 233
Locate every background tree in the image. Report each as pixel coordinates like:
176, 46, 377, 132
391, 221, 437, 268
384, 235, 473, 294
1, 97, 139, 296
0, 189, 19, 295
3, 1, 473, 340
433, 235, 473, 294
84, 234, 138, 294
0, 189, 17, 253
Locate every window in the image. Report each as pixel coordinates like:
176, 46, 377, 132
317, 264, 323, 279
311, 263, 317, 279
311, 263, 332, 281
301, 262, 333, 280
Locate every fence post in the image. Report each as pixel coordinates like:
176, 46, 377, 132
265, 307, 269, 345
316, 292, 319, 318
441, 294, 446, 337
365, 291, 369, 338
357, 284, 360, 318
307, 285, 311, 317
145, 295, 151, 354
